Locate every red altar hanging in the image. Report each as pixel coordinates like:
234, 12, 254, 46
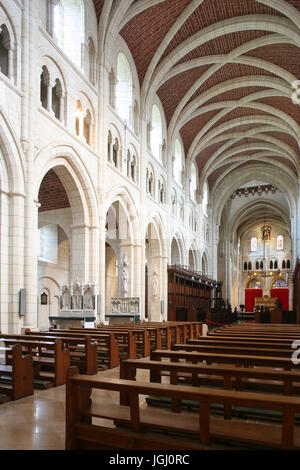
270, 288, 289, 311
245, 288, 263, 312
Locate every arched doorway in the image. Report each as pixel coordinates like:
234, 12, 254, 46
36, 161, 97, 326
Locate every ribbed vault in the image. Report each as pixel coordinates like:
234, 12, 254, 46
94, 0, 300, 193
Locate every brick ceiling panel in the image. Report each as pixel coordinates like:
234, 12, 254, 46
204, 86, 268, 106
162, 0, 281, 58
175, 31, 272, 65
263, 131, 299, 155
117, 0, 300, 180
180, 110, 221, 154
38, 170, 71, 213
267, 156, 297, 173
208, 163, 236, 188
210, 107, 271, 131
222, 123, 267, 134
157, 65, 210, 125
247, 43, 300, 79
92, 0, 105, 20
256, 96, 300, 124
196, 141, 225, 171
120, 0, 191, 84
189, 63, 277, 102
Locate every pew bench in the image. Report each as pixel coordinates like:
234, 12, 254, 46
2, 333, 97, 375
172, 343, 294, 358
120, 358, 300, 416
66, 368, 300, 450
151, 349, 299, 369
26, 330, 120, 370
0, 344, 33, 402
1, 337, 69, 388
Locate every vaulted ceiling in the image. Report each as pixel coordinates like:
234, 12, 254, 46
93, 0, 300, 192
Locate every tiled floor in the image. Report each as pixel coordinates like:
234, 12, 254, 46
0, 366, 261, 451
0, 366, 128, 450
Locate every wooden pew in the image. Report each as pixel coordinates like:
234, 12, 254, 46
150, 349, 299, 369
1, 337, 69, 387
26, 330, 120, 369
172, 343, 294, 358
0, 344, 33, 402
70, 326, 151, 357
120, 358, 300, 414
189, 337, 297, 348
66, 367, 300, 450
2, 333, 97, 375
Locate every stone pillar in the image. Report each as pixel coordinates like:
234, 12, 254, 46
8, 48, 14, 81
71, 224, 89, 282
161, 256, 168, 321
24, 191, 39, 329
88, 225, 99, 314
59, 92, 65, 123
46, 82, 53, 113
98, 221, 106, 322
8, 193, 25, 333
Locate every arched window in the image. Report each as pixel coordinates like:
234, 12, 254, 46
287, 260, 291, 269
248, 262, 252, 271
41, 292, 48, 305
274, 260, 278, 270
202, 181, 208, 216
256, 261, 259, 270
244, 262, 248, 271
151, 105, 163, 161
260, 261, 263, 270
40, 66, 50, 110
282, 260, 286, 269
0, 24, 10, 78
250, 237, 257, 252
270, 260, 273, 270
53, 0, 84, 69
53, 1, 63, 44
116, 53, 132, 124
190, 164, 197, 202
277, 235, 284, 250
174, 139, 183, 185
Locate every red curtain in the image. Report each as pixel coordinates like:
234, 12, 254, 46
245, 289, 263, 312
271, 289, 289, 311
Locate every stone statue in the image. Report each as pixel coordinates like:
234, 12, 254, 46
61, 285, 71, 311
72, 280, 82, 310
120, 253, 129, 297
152, 265, 159, 299
83, 283, 94, 310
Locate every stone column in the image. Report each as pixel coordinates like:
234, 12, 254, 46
148, 256, 161, 321
8, 48, 14, 82
8, 193, 25, 333
71, 224, 89, 282
46, 82, 53, 113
